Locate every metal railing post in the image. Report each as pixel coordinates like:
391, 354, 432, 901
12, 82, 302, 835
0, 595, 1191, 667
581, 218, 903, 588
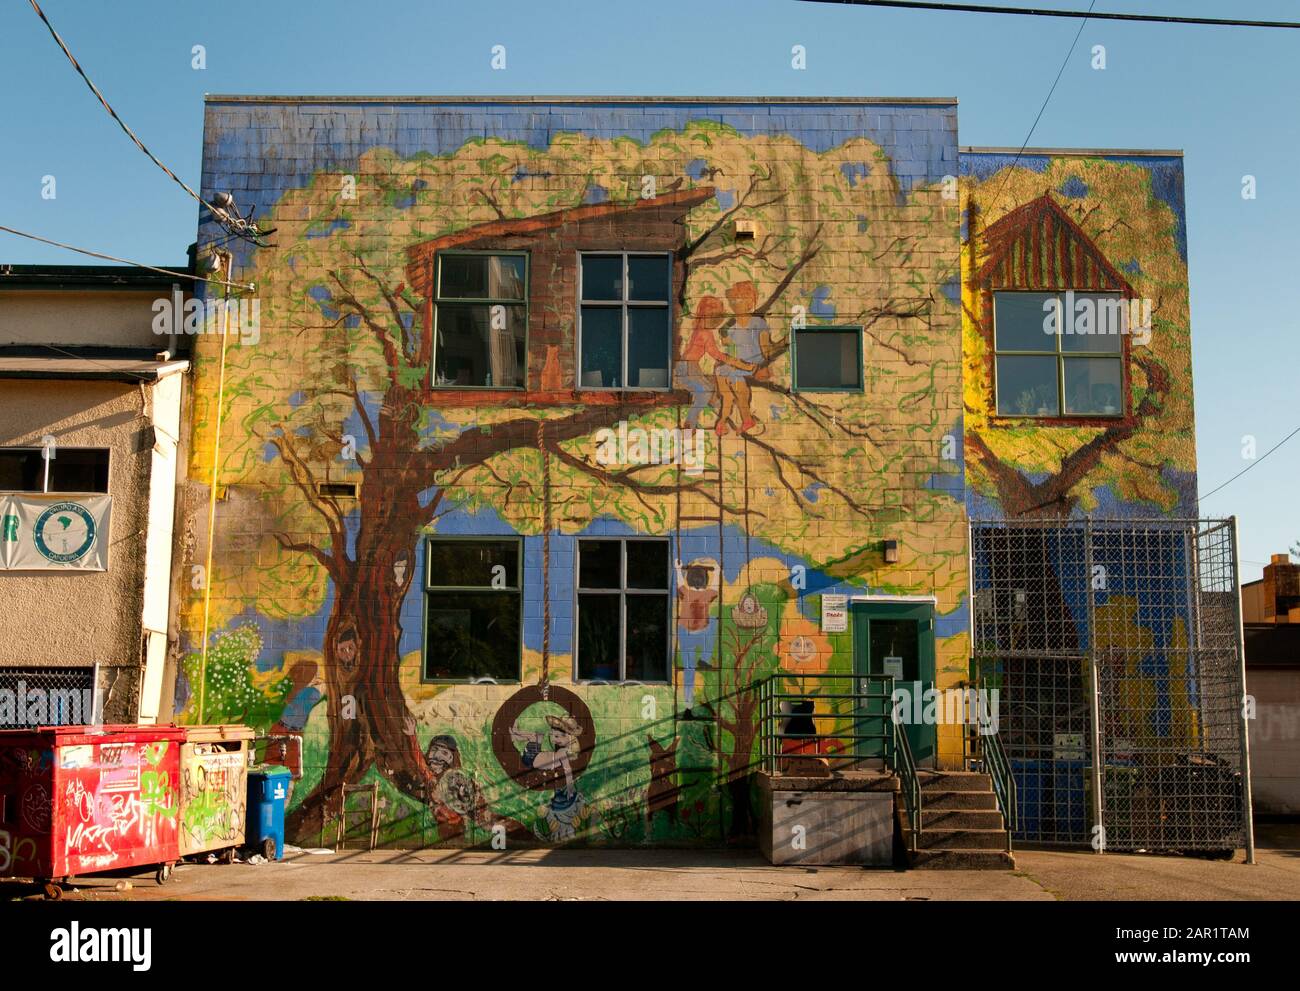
1230, 517, 1257, 865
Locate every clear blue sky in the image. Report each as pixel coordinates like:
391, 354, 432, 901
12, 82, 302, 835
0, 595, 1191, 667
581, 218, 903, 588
1, 0, 1295, 578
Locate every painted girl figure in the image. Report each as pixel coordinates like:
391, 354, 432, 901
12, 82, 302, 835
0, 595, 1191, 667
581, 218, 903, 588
677, 295, 754, 430
510, 713, 586, 840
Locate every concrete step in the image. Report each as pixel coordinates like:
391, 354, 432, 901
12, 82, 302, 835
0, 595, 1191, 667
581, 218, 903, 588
914, 828, 1009, 850
910, 849, 1017, 870
922, 789, 999, 810
917, 771, 994, 793
921, 809, 1005, 830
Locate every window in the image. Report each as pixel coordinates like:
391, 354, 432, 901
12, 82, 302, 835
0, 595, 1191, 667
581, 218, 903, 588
994, 292, 1125, 417
578, 253, 671, 389
0, 448, 109, 493
433, 253, 527, 388
423, 538, 522, 681
576, 539, 670, 682
792, 326, 863, 392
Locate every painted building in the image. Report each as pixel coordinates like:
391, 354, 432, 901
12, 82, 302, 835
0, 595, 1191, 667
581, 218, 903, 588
0, 265, 192, 728
174, 97, 1242, 854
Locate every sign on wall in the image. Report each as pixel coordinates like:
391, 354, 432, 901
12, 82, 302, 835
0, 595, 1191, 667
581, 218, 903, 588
821, 594, 848, 633
0, 494, 111, 571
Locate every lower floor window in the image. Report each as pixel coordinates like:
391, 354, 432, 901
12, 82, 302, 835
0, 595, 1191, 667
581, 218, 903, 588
577, 539, 670, 682
423, 538, 521, 681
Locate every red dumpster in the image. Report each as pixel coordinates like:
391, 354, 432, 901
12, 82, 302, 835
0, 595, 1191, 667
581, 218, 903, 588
0, 725, 185, 898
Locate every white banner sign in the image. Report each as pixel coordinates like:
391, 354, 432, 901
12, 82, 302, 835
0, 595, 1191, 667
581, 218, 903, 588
0, 494, 111, 571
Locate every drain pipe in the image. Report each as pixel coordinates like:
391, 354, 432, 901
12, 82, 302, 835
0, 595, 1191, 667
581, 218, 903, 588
196, 248, 234, 725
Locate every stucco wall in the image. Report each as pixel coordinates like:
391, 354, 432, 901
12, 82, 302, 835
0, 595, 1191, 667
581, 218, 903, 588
0, 379, 154, 719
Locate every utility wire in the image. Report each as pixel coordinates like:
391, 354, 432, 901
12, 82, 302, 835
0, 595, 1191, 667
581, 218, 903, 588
25, 0, 274, 244
796, 1, 1300, 29
1200, 425, 1300, 502
981, 0, 1095, 220
26, 0, 215, 215
0, 224, 254, 291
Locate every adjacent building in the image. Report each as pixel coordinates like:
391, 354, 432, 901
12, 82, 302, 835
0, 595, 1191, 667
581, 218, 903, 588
0, 264, 192, 728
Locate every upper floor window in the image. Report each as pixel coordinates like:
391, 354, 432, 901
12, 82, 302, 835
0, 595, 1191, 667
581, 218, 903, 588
433, 253, 527, 389
792, 325, 864, 392
423, 537, 522, 682
578, 253, 671, 390
0, 448, 109, 493
993, 291, 1124, 418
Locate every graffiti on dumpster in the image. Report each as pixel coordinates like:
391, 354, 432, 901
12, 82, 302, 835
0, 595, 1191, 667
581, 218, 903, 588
60, 742, 179, 870
181, 750, 246, 850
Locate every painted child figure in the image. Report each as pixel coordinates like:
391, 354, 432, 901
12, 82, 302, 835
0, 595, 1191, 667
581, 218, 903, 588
511, 714, 586, 840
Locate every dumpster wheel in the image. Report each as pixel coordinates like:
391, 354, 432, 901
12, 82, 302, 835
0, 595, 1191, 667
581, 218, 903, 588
41, 880, 63, 901
262, 837, 277, 861
219, 846, 236, 865
155, 862, 174, 886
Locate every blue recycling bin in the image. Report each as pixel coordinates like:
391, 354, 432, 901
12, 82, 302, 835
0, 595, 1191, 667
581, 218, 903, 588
246, 765, 292, 861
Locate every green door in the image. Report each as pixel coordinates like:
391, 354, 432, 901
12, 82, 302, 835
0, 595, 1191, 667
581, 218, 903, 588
852, 601, 937, 764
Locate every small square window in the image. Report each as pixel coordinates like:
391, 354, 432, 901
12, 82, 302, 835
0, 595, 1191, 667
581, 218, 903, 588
793, 327, 863, 392
423, 538, 522, 681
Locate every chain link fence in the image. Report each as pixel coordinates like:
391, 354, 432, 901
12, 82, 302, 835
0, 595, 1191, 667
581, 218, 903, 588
0, 665, 101, 729
971, 519, 1251, 854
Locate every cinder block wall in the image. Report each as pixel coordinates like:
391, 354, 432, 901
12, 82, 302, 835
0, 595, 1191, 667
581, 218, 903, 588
179, 98, 970, 847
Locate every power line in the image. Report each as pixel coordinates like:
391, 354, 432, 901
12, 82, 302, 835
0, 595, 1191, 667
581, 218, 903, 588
25, 0, 275, 245
981, 0, 1095, 221
0, 224, 254, 291
796, 1, 1300, 29
26, 0, 215, 214
1200, 424, 1300, 502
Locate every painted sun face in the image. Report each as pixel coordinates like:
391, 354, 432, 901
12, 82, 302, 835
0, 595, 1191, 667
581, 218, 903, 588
788, 636, 818, 665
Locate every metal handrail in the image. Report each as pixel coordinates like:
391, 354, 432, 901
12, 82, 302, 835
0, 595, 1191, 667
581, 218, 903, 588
757, 672, 900, 769
981, 724, 1016, 852
892, 713, 922, 853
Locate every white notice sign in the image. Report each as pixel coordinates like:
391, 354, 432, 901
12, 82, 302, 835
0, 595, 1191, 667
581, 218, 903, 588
821, 594, 848, 633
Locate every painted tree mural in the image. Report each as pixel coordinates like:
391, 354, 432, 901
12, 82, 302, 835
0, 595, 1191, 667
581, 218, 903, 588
961, 156, 1196, 520
182, 114, 968, 843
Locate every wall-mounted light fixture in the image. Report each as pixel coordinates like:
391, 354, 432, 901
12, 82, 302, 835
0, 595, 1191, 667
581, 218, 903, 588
883, 539, 899, 564
734, 219, 757, 240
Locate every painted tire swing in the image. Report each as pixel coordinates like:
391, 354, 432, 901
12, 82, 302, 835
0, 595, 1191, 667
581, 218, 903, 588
491, 684, 595, 791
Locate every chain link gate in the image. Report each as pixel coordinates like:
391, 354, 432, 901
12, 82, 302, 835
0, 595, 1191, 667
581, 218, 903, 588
971, 519, 1252, 856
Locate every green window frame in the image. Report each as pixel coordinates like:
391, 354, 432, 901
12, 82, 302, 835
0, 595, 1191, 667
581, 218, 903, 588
421, 536, 523, 683
993, 291, 1125, 418
432, 251, 528, 389
791, 324, 864, 393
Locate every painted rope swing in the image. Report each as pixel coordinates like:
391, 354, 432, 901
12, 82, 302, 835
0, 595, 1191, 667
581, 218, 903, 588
490, 420, 596, 790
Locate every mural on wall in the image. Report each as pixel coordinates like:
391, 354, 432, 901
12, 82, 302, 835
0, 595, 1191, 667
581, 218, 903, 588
960, 153, 1196, 521
179, 102, 970, 847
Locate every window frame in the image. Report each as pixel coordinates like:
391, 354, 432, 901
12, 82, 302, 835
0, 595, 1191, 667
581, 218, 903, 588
991, 290, 1126, 420
573, 536, 672, 684
0, 446, 111, 494
431, 249, 530, 391
419, 534, 524, 685
576, 251, 674, 392
790, 324, 865, 394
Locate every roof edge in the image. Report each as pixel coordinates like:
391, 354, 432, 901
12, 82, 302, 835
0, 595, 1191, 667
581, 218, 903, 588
962, 146, 1183, 158
204, 94, 958, 106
